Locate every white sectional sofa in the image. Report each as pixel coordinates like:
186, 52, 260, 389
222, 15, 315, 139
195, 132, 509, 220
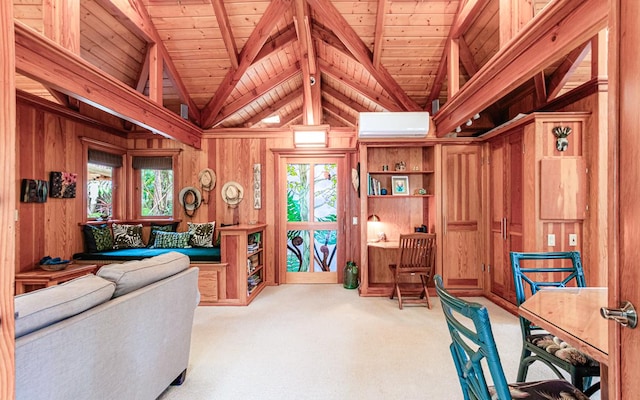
14, 252, 199, 400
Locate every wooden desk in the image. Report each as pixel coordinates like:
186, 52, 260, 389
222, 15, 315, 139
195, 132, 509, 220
15, 264, 98, 295
518, 287, 608, 365
363, 241, 425, 296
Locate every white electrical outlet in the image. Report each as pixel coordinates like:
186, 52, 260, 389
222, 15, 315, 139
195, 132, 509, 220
547, 234, 556, 246
352, 217, 358, 225
569, 234, 577, 246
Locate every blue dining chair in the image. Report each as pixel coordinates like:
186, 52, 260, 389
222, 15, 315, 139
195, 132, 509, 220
434, 275, 590, 400
510, 251, 600, 396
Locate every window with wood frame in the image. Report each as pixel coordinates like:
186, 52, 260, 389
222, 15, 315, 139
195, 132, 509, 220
129, 150, 180, 220
83, 139, 125, 222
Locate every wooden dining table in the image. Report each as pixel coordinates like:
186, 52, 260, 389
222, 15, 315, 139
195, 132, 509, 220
518, 287, 609, 398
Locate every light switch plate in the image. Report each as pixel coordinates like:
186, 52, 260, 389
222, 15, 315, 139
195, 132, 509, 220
547, 234, 556, 246
352, 217, 358, 225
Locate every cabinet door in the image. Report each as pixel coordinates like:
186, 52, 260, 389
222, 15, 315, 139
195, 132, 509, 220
442, 145, 482, 289
489, 132, 523, 304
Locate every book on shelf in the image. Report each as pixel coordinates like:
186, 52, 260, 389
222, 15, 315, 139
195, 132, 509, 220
248, 243, 259, 252
367, 174, 381, 196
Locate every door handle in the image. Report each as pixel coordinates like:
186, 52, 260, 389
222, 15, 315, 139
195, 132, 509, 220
502, 217, 507, 241
600, 301, 637, 328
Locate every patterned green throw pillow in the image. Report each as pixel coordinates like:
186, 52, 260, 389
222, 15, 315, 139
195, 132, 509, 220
187, 221, 215, 247
153, 231, 191, 248
147, 222, 179, 247
112, 223, 145, 249
83, 224, 114, 252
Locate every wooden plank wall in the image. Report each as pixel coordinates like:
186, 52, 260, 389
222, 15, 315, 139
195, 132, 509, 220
15, 100, 360, 286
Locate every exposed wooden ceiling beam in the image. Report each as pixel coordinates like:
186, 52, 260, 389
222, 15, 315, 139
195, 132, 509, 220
322, 85, 369, 114
458, 37, 479, 77
306, 0, 420, 111
245, 91, 302, 127
312, 24, 352, 56
294, 0, 316, 124
372, 0, 388, 70
97, 0, 200, 123
255, 24, 298, 63
277, 107, 304, 128
533, 71, 547, 108
212, 0, 239, 71
319, 59, 401, 112
14, 21, 201, 148
448, 39, 460, 99
17, 90, 130, 137
200, 0, 293, 128
323, 102, 356, 127
428, 0, 489, 110
136, 44, 151, 93
451, 0, 490, 38
294, 0, 316, 75
546, 40, 591, 101
309, 58, 323, 124
434, 0, 608, 136
213, 64, 301, 127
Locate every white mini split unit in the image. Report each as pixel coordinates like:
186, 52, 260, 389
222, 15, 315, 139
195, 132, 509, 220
358, 111, 430, 139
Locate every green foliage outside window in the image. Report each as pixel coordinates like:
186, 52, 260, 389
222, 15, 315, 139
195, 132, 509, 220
141, 169, 173, 216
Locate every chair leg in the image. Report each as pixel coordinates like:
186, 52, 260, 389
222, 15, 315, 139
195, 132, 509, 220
517, 348, 532, 382
396, 282, 403, 309
583, 381, 600, 397
420, 274, 431, 309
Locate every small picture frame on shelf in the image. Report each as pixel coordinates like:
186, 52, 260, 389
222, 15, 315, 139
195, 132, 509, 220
391, 175, 409, 196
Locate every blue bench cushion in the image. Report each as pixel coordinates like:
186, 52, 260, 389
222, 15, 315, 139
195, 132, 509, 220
73, 247, 221, 262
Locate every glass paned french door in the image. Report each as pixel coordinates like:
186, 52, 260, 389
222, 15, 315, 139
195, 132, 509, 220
284, 159, 341, 283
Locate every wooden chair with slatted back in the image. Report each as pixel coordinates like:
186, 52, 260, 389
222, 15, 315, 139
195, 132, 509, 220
388, 233, 436, 309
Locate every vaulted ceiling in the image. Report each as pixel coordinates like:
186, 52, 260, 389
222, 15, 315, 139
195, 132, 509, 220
13, 0, 604, 140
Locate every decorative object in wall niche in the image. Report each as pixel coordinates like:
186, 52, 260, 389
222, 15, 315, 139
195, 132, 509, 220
49, 171, 77, 198
198, 168, 216, 204
253, 164, 262, 209
391, 176, 409, 196
21, 179, 48, 203
552, 126, 572, 151
394, 161, 406, 171
222, 181, 244, 208
179, 186, 202, 217
351, 162, 360, 198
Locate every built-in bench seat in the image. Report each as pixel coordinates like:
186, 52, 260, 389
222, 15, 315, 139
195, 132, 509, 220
73, 247, 221, 263
73, 247, 225, 306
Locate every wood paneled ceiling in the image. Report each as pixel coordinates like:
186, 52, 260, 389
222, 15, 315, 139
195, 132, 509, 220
13, 0, 601, 138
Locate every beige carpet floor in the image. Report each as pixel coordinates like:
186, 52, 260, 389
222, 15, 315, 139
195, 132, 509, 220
158, 284, 598, 400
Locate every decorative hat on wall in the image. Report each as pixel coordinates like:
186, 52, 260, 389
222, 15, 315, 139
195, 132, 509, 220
198, 168, 216, 191
198, 168, 216, 204
221, 181, 244, 208
179, 186, 202, 217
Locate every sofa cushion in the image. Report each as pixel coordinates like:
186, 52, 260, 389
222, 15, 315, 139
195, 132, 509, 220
97, 251, 190, 297
14, 274, 115, 338
82, 224, 114, 252
153, 231, 191, 249
112, 223, 145, 249
187, 221, 215, 247
147, 222, 179, 247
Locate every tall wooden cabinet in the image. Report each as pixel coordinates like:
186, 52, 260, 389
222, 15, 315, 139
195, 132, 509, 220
488, 131, 524, 304
358, 141, 436, 296
440, 144, 483, 292
485, 113, 589, 305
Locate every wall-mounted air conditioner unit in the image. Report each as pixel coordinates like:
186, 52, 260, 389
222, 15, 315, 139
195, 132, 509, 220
358, 111, 430, 138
